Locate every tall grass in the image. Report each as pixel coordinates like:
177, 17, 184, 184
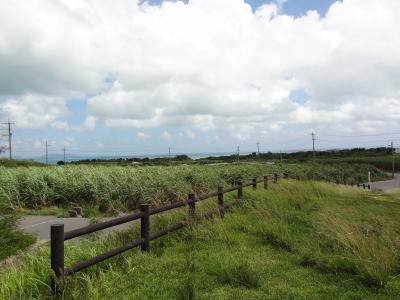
0, 163, 385, 212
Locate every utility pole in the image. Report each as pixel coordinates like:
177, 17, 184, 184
312, 132, 316, 162
256, 142, 260, 157
62, 147, 66, 164
237, 145, 240, 163
45, 141, 48, 164
168, 147, 171, 166
1, 121, 14, 160
390, 140, 395, 178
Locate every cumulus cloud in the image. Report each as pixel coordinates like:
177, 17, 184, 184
0, 94, 67, 128
1, 0, 400, 137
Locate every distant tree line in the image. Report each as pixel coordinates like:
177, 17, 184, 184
68, 147, 394, 166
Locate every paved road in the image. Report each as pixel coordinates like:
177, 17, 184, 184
368, 173, 400, 191
18, 215, 134, 241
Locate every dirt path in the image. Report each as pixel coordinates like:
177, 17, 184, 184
18, 215, 134, 242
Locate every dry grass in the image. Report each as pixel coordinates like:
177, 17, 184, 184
315, 210, 400, 286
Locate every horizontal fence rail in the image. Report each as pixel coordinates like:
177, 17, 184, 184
50, 170, 373, 292
50, 174, 286, 292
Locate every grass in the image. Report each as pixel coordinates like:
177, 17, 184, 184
0, 162, 386, 213
0, 215, 36, 261
1, 180, 400, 299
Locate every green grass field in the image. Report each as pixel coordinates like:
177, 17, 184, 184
1, 180, 400, 299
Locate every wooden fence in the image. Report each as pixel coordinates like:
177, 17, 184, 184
50, 173, 283, 291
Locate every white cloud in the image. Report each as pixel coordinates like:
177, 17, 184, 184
231, 124, 254, 141
0, 94, 67, 128
51, 120, 69, 130
1, 0, 400, 136
72, 116, 96, 132
136, 132, 151, 140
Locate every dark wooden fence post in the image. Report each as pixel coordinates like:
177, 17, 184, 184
363, 183, 366, 190
188, 193, 196, 224
264, 176, 268, 190
51, 224, 64, 293
252, 178, 257, 189
140, 204, 150, 252
274, 173, 278, 183
238, 181, 243, 199
368, 184, 371, 190
217, 186, 224, 219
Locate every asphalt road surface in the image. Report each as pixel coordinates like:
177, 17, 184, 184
18, 215, 134, 241
368, 173, 400, 191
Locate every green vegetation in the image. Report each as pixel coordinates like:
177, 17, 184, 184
0, 215, 36, 261
314, 155, 400, 173
0, 158, 44, 168
70, 154, 193, 166
1, 181, 400, 299
0, 163, 386, 213
198, 148, 399, 172
60, 147, 399, 173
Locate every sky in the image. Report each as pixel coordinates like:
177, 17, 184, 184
1, 0, 400, 159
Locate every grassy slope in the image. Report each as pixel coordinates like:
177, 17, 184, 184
2, 181, 400, 299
